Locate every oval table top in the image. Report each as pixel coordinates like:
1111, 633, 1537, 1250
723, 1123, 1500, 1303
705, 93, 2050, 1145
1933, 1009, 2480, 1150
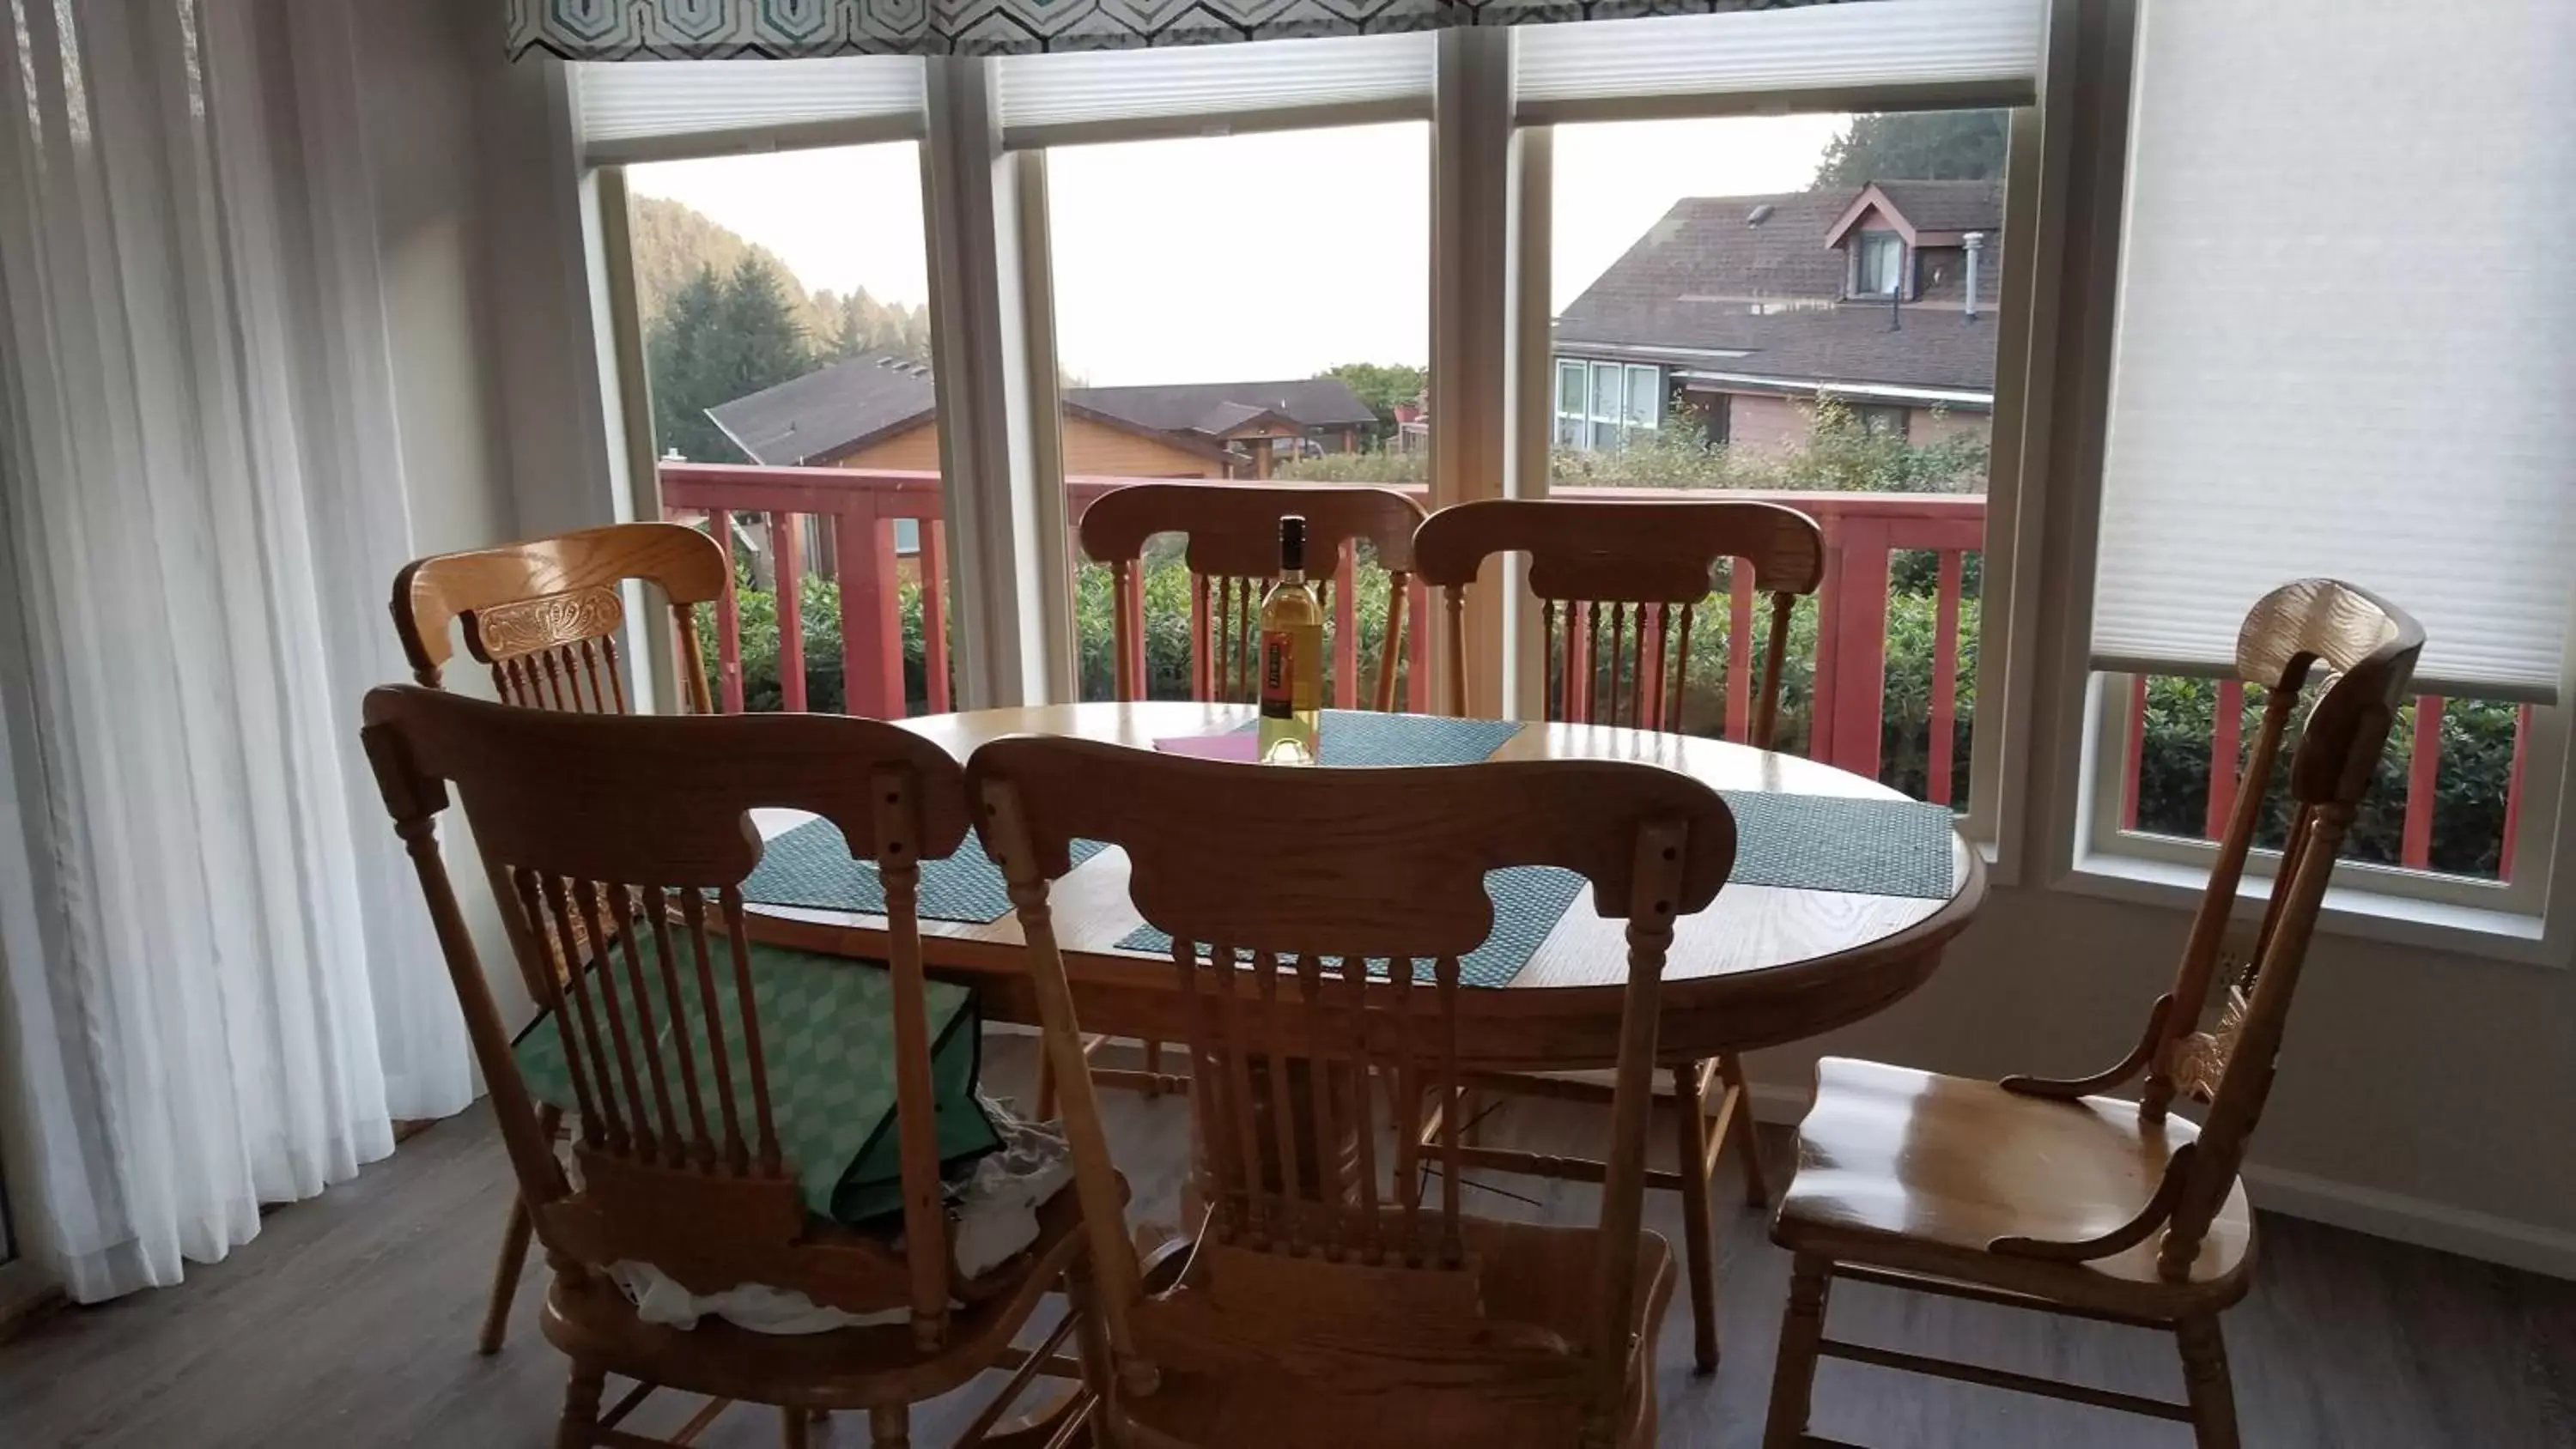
744, 701, 1988, 1071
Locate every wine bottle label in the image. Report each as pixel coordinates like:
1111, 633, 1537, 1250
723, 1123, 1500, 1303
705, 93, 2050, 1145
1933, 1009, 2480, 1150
1260, 628, 1296, 718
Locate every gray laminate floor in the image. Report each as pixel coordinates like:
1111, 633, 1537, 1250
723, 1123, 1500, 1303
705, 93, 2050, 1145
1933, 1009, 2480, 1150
2, 1035, 2569, 1448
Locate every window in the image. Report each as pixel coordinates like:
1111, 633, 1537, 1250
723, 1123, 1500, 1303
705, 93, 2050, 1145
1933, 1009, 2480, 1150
1538, 106, 2020, 819
1552, 359, 1662, 452
1853, 231, 1905, 298
1852, 403, 1909, 439
1037, 117, 1430, 703
2078, 0, 2576, 924
572, 57, 957, 721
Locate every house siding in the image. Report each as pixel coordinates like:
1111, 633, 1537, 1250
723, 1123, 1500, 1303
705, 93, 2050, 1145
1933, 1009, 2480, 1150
1722, 393, 1814, 455
835, 414, 1222, 478
1694, 388, 1990, 456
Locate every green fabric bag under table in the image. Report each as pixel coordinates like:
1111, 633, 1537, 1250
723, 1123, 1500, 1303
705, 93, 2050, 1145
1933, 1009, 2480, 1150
512, 937, 999, 1228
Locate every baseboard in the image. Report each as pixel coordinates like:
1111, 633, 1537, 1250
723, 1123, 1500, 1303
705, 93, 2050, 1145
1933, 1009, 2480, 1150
1744, 1083, 2576, 1282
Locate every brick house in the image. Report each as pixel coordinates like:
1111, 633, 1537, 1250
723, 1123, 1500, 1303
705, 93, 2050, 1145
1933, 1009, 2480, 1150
708, 354, 1378, 481
1552, 179, 2001, 455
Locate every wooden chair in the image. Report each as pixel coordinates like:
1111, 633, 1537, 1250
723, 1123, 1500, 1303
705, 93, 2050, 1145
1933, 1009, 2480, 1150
1077, 482, 1425, 711
1759, 579, 2425, 1449
971, 735, 1741, 1449
391, 520, 732, 1356
391, 518, 731, 715
1066, 482, 1429, 1106
1410, 496, 1826, 1373
361, 686, 1112, 1449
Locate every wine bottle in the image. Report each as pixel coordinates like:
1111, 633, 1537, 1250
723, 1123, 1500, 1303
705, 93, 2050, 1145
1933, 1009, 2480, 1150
1256, 514, 1322, 766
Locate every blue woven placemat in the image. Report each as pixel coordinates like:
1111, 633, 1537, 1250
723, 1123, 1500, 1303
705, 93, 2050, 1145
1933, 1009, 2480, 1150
1720, 791, 1958, 900
1232, 710, 1524, 767
741, 820, 1107, 925
1115, 865, 1588, 989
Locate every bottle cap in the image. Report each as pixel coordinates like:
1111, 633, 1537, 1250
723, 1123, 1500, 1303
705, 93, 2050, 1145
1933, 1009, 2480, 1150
1279, 514, 1308, 573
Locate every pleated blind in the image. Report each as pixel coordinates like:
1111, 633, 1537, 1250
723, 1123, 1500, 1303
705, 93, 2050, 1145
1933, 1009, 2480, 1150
996, 33, 1437, 149
1512, 0, 2044, 124
2092, 0, 2576, 703
573, 58, 927, 164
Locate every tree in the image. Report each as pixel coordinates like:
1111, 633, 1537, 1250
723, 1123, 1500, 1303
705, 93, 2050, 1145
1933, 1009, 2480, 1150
815, 286, 933, 364
643, 256, 815, 463
1814, 111, 2009, 185
646, 264, 732, 464
1321, 361, 1429, 440
714, 254, 814, 401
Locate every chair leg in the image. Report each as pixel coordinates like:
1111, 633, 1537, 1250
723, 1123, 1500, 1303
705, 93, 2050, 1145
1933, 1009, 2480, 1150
1036, 1048, 1060, 1121
1761, 1256, 1832, 1449
1142, 1040, 1165, 1099
870, 1404, 912, 1447
1716, 1054, 1770, 1208
781, 1407, 811, 1446
479, 1192, 535, 1355
2176, 1314, 2242, 1449
484, 1100, 565, 1355
1064, 1257, 1118, 1397
556, 1363, 605, 1449
1671, 1062, 1721, 1374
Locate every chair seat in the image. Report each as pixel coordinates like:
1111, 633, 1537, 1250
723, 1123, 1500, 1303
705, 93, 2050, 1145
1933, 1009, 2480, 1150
1113, 1217, 1673, 1449
1772, 1058, 2253, 1315
538, 1177, 1097, 1412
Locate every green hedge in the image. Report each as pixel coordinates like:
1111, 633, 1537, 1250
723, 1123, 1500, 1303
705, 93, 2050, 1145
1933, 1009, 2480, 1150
713, 549, 2512, 882
2133, 676, 2515, 879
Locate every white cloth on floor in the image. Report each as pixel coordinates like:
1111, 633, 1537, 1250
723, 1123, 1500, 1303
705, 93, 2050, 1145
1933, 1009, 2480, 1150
604, 1100, 1075, 1335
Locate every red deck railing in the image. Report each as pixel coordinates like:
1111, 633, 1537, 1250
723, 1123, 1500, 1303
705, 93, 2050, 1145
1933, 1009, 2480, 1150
659, 463, 2526, 881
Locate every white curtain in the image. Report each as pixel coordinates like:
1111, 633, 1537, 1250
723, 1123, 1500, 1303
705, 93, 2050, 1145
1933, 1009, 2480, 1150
0, 0, 473, 1300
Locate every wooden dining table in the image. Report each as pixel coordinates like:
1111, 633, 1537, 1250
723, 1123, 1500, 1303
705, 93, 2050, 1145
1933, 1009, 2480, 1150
742, 700, 1988, 1073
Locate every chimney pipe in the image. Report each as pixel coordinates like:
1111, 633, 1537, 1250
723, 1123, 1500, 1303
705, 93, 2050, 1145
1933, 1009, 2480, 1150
1963, 232, 1985, 323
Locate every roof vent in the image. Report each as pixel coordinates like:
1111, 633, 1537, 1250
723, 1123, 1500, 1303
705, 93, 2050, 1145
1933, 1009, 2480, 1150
1746, 203, 1775, 227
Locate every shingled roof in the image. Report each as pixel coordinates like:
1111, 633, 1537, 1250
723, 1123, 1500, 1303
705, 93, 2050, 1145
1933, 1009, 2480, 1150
707, 355, 1376, 467
1555, 181, 2005, 398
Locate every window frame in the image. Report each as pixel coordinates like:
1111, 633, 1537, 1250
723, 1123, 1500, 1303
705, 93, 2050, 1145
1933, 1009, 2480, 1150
1851, 229, 1907, 300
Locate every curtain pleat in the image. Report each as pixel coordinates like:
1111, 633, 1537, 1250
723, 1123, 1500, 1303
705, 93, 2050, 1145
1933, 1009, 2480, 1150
507, 0, 1891, 61
0, 0, 470, 1301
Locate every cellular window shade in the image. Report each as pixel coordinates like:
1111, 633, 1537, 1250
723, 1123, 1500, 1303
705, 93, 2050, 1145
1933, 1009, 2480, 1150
1512, 0, 2044, 124
997, 33, 1436, 149
573, 58, 927, 164
2091, 1, 2576, 704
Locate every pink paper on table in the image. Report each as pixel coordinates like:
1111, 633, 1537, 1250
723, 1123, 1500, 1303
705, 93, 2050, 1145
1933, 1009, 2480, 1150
1153, 731, 1261, 762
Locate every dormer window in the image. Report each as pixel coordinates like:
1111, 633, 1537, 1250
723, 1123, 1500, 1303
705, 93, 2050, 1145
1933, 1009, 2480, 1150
1854, 230, 1905, 299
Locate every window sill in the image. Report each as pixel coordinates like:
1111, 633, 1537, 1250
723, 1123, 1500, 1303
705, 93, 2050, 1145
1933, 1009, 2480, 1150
2057, 847, 2562, 969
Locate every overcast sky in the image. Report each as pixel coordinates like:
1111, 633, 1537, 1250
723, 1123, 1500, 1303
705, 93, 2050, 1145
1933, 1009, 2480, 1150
630, 112, 1845, 387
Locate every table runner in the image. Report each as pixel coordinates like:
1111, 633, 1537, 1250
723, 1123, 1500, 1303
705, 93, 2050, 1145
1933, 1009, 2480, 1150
742, 823, 1108, 925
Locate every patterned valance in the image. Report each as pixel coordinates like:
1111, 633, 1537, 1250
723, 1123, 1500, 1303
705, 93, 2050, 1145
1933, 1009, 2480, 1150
507, 0, 1886, 61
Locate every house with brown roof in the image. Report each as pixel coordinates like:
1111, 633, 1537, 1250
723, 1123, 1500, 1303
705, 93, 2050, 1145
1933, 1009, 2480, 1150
1553, 179, 2001, 456
708, 355, 1378, 481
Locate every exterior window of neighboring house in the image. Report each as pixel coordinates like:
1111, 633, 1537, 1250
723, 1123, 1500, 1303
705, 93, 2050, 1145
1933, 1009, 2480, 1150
1853, 231, 1905, 298
1554, 359, 1662, 452
1853, 403, 1908, 439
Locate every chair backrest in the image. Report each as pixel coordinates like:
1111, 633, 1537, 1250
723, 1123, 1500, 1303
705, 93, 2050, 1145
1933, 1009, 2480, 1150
390, 520, 732, 715
1077, 482, 1426, 710
969, 735, 1736, 1428
360, 684, 976, 1349
1413, 498, 1826, 746
2141, 579, 2423, 1276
